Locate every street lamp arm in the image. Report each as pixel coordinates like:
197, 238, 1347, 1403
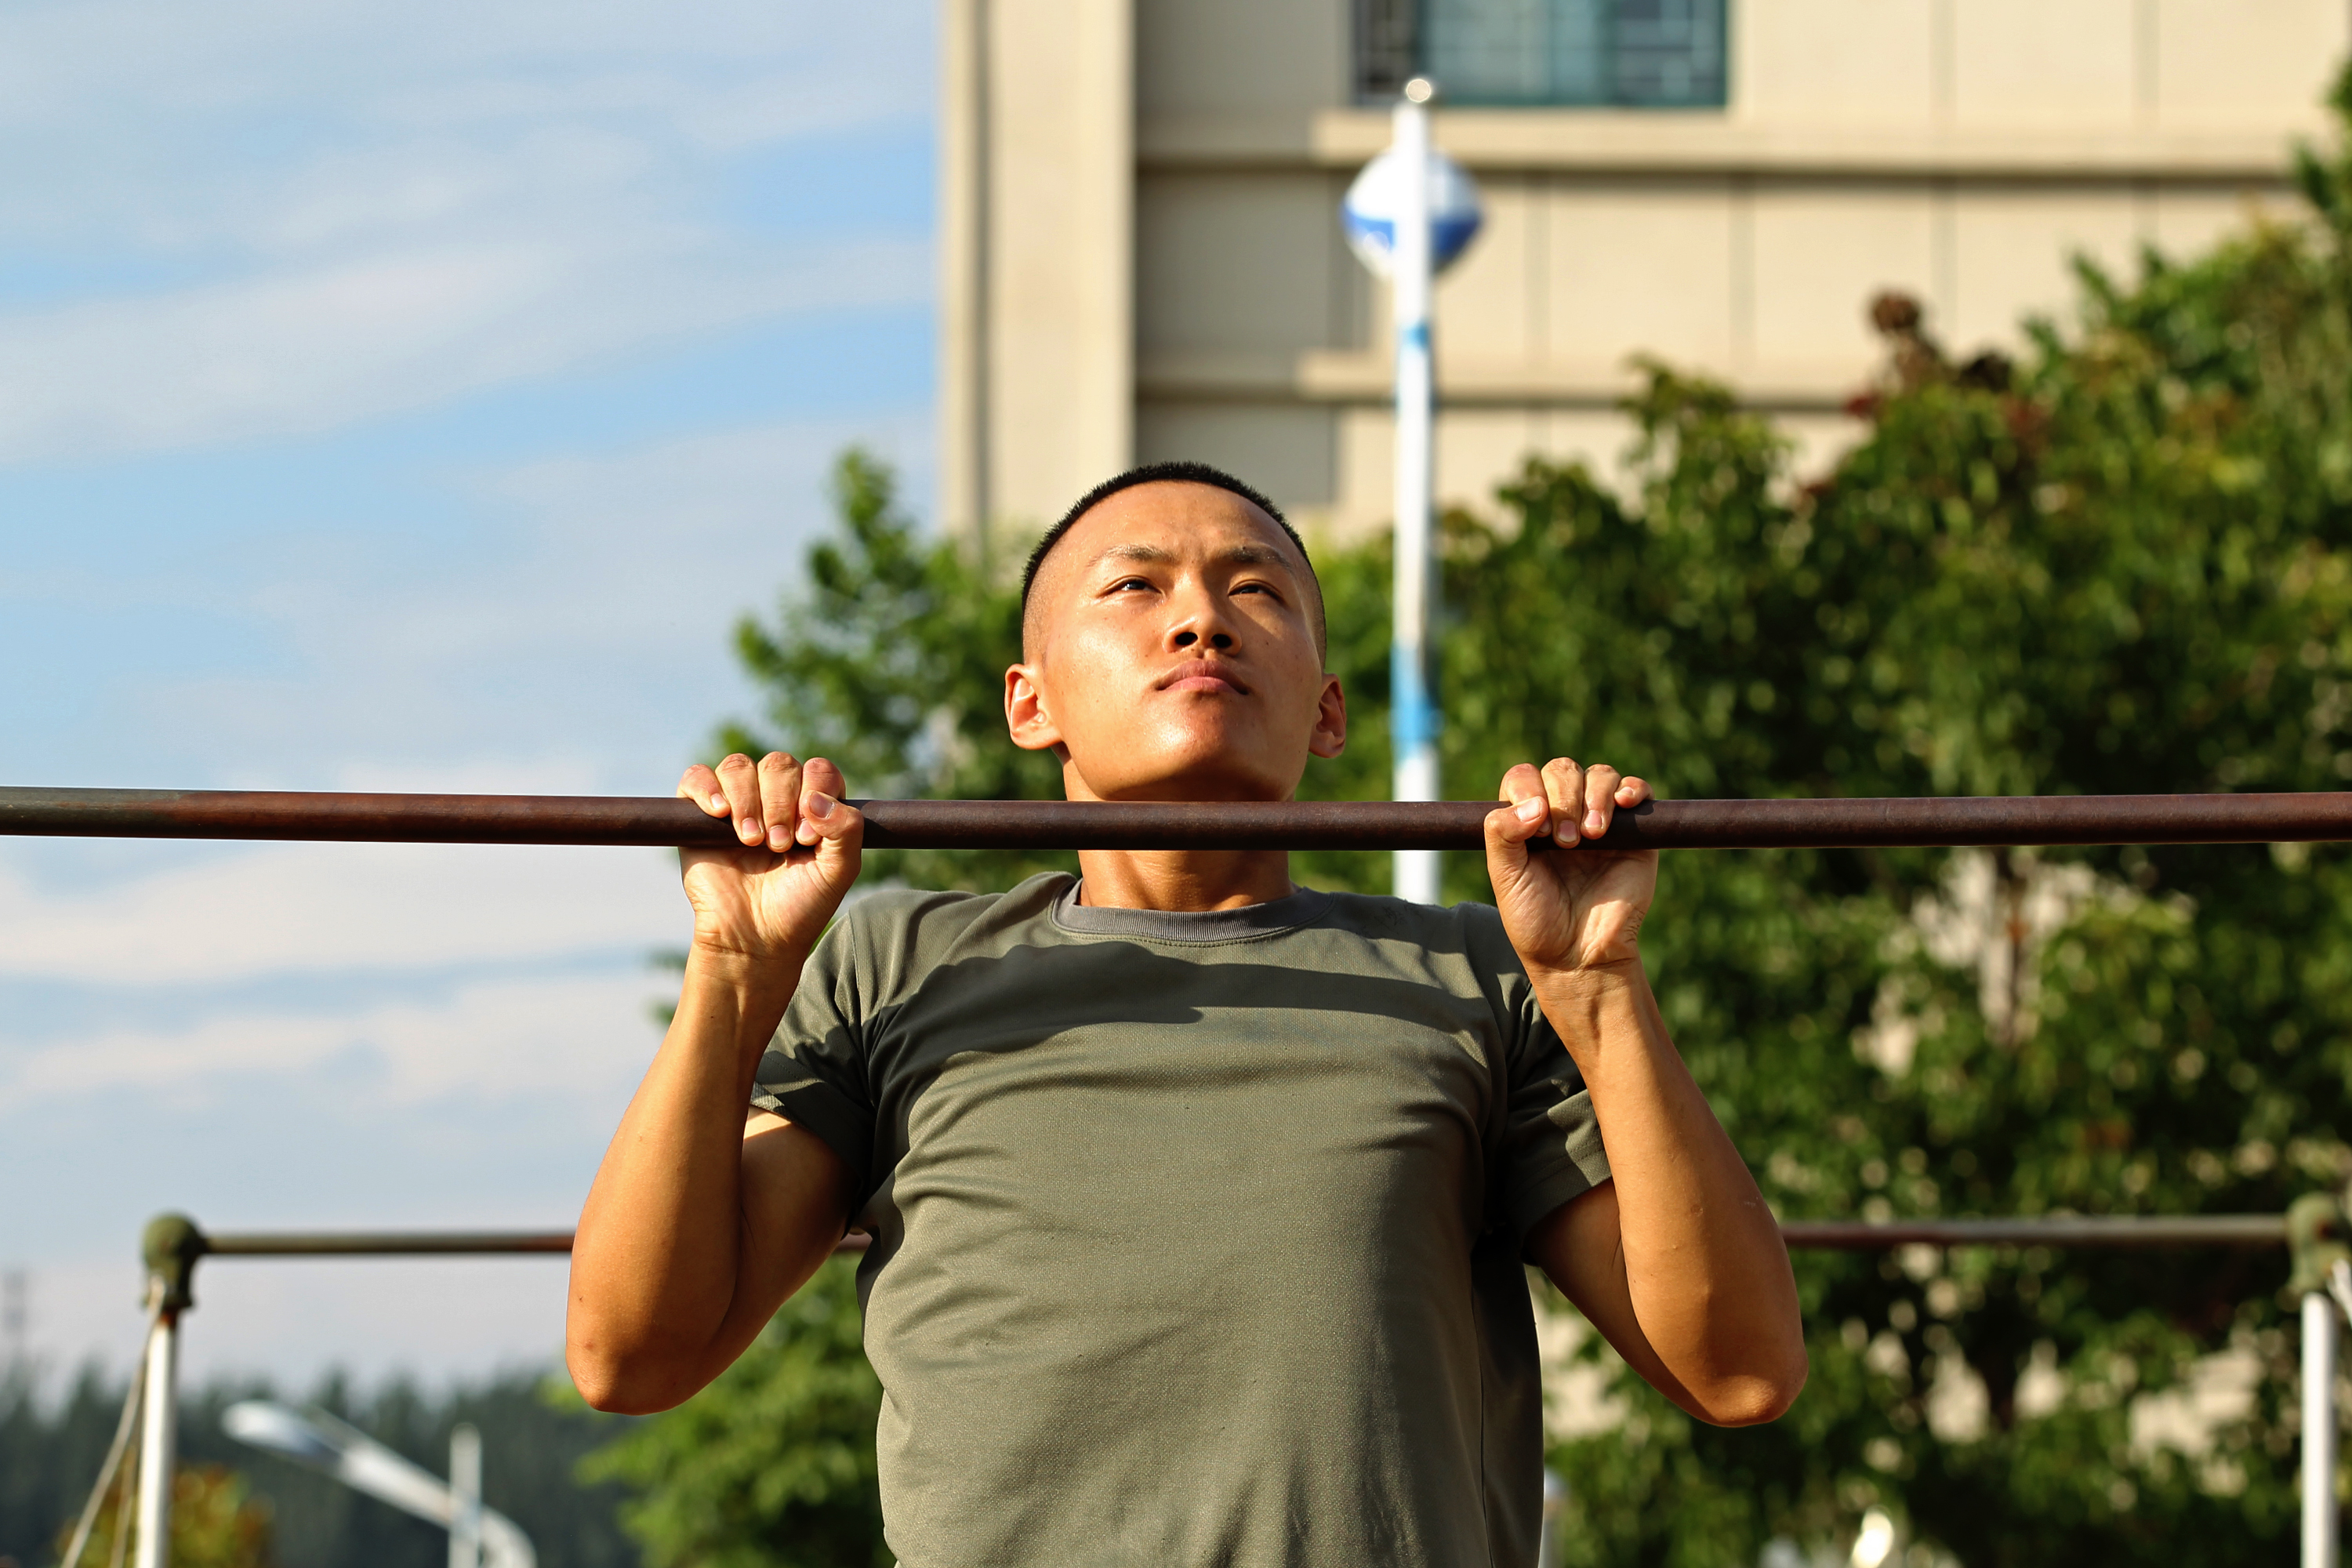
223, 1402, 536, 1568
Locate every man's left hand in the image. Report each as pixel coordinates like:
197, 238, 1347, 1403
1484, 758, 1656, 974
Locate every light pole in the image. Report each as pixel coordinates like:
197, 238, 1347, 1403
1341, 77, 1482, 904
224, 1400, 535, 1568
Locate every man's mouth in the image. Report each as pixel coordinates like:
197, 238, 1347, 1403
1156, 659, 1250, 696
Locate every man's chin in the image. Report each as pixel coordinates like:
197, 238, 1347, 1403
1067, 748, 1298, 804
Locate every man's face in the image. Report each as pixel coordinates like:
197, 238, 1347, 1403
1005, 481, 1346, 802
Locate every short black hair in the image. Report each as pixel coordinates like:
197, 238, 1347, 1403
1019, 460, 1324, 654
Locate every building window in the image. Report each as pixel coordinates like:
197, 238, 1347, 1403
1355, 0, 1728, 108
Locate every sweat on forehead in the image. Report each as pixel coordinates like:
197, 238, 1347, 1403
1019, 459, 1326, 655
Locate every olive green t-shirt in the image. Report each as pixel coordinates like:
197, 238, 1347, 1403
752, 873, 1612, 1568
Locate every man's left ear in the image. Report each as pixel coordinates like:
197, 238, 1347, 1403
1309, 673, 1347, 759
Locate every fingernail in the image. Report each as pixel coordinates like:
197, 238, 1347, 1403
1515, 797, 1544, 824
1586, 811, 1607, 834
768, 823, 791, 850
806, 792, 836, 820
709, 794, 727, 811
1556, 824, 1573, 844
741, 818, 762, 842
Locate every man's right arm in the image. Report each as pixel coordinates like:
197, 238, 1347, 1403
565, 753, 866, 1414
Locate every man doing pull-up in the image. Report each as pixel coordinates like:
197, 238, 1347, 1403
567, 462, 1805, 1567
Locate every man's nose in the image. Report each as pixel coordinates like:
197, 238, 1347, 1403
1166, 590, 1237, 653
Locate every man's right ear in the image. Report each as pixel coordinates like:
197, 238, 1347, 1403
1004, 663, 1063, 753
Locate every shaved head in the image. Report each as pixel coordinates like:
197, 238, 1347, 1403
1022, 463, 1326, 661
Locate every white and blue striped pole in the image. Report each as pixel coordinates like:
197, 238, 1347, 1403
1342, 78, 1479, 905
1389, 78, 1441, 905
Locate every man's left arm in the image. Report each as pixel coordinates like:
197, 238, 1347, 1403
1486, 757, 1807, 1428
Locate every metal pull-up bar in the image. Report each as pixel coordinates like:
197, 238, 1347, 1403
100, 1203, 2347, 1567
7, 786, 2352, 851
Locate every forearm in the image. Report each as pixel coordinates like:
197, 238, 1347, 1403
1534, 961, 1805, 1417
568, 941, 802, 1403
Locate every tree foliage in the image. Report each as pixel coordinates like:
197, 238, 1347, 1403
577, 1259, 886, 1568
1458, 91, 2352, 1561
60, 1465, 274, 1568
722, 451, 1069, 893
691, 83, 2352, 1566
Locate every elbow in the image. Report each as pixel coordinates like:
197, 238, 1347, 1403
566, 1334, 696, 1416
1693, 1345, 1809, 1428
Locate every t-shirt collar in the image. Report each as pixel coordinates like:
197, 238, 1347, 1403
1051, 877, 1334, 943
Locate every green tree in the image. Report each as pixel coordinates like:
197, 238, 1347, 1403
664, 77, 2352, 1563
578, 1260, 886, 1568
1472, 103, 2352, 1563
720, 449, 1071, 893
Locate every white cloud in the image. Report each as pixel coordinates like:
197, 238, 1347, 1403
0, 0, 932, 461
0, 967, 662, 1111
0, 840, 683, 985
0, 2, 930, 149
103, 408, 933, 780
0, 235, 926, 460
0, 0, 935, 1386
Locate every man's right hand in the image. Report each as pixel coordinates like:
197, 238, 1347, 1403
677, 752, 864, 964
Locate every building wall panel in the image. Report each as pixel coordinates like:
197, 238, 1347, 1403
1431, 175, 1547, 367
1138, 401, 1340, 519
1947, 187, 2143, 350
1138, 172, 1349, 360
1748, 184, 1936, 383
1135, 0, 1346, 120
1733, 0, 1936, 128
980, 0, 1132, 532
2155, 1, 2345, 129
1526, 180, 1739, 375
1952, 0, 2140, 129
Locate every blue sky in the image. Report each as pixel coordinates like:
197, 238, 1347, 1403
0, 0, 935, 1388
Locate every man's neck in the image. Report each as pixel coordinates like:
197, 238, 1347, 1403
1073, 848, 1295, 912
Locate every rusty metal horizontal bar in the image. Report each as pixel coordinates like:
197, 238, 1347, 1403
201, 1231, 576, 1257
1779, 1215, 2288, 1249
10, 786, 2352, 851
197, 1229, 871, 1258
187, 1219, 2276, 1261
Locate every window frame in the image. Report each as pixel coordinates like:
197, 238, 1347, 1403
1351, 0, 1731, 111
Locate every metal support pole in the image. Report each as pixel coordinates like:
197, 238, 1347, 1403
130, 1215, 205, 1568
1536, 1468, 1565, 1568
132, 1308, 176, 1568
2310, 1289, 2342, 1568
2293, 1192, 2350, 1568
449, 1423, 483, 1568
1390, 78, 1440, 906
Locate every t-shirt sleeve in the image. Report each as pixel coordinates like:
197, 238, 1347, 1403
750, 915, 879, 1200
1498, 980, 1612, 1245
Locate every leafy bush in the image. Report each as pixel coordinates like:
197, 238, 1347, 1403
579, 1259, 887, 1568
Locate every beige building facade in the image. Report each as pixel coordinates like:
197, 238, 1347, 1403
940, 1, 2350, 546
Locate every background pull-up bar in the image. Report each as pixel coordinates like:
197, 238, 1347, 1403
7, 786, 2352, 851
